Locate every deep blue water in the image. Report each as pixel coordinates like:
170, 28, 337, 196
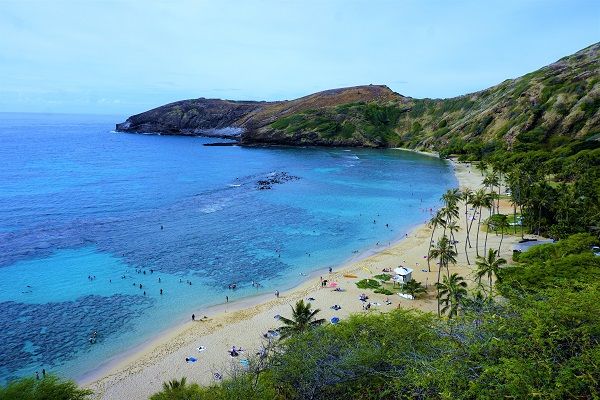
0, 112, 456, 383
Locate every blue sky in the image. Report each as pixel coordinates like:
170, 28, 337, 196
0, 0, 598, 115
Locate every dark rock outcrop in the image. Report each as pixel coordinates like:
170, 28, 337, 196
115, 98, 274, 136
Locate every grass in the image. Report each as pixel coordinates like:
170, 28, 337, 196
356, 279, 381, 289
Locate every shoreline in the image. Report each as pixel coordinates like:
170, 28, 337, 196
79, 186, 439, 387
85, 155, 517, 400
79, 149, 451, 386
78, 215, 432, 388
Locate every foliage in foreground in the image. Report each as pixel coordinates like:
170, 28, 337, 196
0, 375, 92, 400
148, 234, 600, 399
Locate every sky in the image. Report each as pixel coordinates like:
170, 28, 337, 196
0, 0, 598, 115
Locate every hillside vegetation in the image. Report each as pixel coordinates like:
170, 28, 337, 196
117, 43, 599, 152
251, 42, 599, 150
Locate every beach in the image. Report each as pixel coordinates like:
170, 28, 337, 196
84, 158, 523, 400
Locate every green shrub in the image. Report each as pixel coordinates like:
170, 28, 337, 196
0, 375, 92, 400
373, 273, 391, 281
355, 279, 381, 289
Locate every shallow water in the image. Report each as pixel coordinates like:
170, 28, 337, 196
0, 112, 456, 382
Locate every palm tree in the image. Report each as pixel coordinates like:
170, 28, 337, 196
402, 279, 426, 299
429, 235, 458, 316
495, 214, 509, 253
427, 210, 445, 272
278, 300, 325, 339
471, 188, 487, 257
446, 220, 460, 255
435, 273, 468, 318
461, 188, 473, 246
483, 171, 500, 214
483, 192, 495, 255
475, 249, 507, 299
442, 188, 462, 209
162, 378, 187, 392
475, 160, 487, 176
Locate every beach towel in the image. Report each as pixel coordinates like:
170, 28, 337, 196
330, 317, 340, 324
197, 346, 206, 352
187, 357, 197, 363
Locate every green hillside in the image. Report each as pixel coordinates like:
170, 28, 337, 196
251, 42, 599, 153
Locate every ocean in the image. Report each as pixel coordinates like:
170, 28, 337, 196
0, 112, 456, 383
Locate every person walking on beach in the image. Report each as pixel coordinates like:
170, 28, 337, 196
42, 369, 46, 378
226, 296, 229, 303
329, 267, 332, 273
275, 290, 279, 298
36, 371, 39, 380
192, 314, 195, 321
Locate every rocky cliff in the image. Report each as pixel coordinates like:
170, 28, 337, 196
116, 43, 599, 149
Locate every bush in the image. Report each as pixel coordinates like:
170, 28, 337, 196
373, 273, 391, 281
0, 375, 92, 400
355, 279, 381, 289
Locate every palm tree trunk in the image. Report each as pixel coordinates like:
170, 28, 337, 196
484, 207, 491, 254
498, 230, 504, 254
464, 232, 471, 265
428, 224, 437, 272
476, 207, 482, 257
537, 204, 542, 236
497, 185, 501, 214
468, 208, 477, 248
436, 265, 441, 317
464, 201, 471, 247
450, 231, 458, 255
519, 205, 524, 239
513, 203, 517, 234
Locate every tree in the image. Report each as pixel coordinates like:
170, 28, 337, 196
446, 220, 461, 255
494, 214, 509, 253
461, 188, 474, 265
0, 375, 92, 400
402, 279, 427, 299
150, 377, 202, 400
475, 160, 487, 176
471, 188, 487, 257
442, 188, 462, 209
435, 273, 468, 318
429, 236, 458, 316
475, 249, 507, 299
278, 300, 325, 339
483, 192, 495, 255
427, 210, 445, 272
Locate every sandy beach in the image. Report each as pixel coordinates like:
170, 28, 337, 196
84, 157, 524, 400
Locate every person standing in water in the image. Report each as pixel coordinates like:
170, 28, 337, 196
275, 290, 279, 298
192, 314, 195, 321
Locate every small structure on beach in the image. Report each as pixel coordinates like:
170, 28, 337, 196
393, 266, 413, 284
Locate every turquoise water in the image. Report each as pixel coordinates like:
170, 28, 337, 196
0, 112, 456, 382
